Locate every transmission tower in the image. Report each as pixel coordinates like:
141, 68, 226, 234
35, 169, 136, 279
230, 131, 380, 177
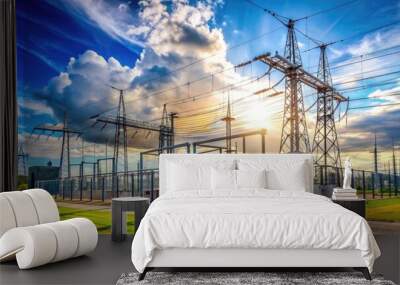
33, 112, 81, 179
60, 113, 71, 178
312, 44, 342, 182
373, 133, 379, 173
222, 94, 235, 153
169, 111, 178, 149
17, 144, 28, 176
112, 87, 128, 191
371, 133, 380, 191
159, 104, 177, 153
392, 140, 398, 194
280, 19, 310, 153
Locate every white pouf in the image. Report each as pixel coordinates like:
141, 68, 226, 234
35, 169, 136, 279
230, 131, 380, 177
0, 189, 98, 269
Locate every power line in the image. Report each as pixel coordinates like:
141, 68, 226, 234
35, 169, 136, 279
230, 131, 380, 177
334, 69, 400, 86
167, 70, 272, 107
338, 20, 400, 43
89, 27, 400, 123
349, 102, 400, 110
349, 92, 400, 101
304, 76, 399, 99
176, 75, 281, 120
331, 50, 400, 71
177, 92, 282, 125
243, 0, 289, 25
302, 20, 400, 53
304, 48, 400, 77
173, 56, 400, 128
135, 25, 283, 87
306, 44, 400, 72
332, 62, 400, 82
339, 78, 399, 93
295, 0, 360, 22
174, 48, 400, 108
89, 56, 268, 120
86, 26, 285, 120
244, 0, 359, 24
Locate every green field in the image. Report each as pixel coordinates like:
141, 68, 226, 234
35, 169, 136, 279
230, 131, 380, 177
58, 197, 400, 234
58, 206, 135, 234
366, 197, 400, 222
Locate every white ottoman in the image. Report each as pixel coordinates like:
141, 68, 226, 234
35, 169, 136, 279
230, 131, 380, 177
0, 189, 98, 269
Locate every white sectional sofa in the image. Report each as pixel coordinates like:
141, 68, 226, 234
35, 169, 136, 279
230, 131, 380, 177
0, 188, 98, 269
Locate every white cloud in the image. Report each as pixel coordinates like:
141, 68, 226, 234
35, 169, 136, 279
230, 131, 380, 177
331, 26, 400, 89
21, 99, 55, 117
368, 85, 400, 103
118, 3, 129, 12
329, 46, 344, 59
36, 49, 138, 141
338, 83, 400, 153
33, 0, 256, 153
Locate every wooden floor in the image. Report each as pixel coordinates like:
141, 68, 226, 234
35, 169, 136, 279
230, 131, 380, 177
0, 234, 399, 285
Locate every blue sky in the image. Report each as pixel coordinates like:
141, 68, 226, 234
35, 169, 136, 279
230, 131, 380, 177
17, 0, 400, 171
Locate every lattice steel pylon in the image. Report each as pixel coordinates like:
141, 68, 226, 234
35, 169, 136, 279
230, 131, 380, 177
373, 133, 379, 173
222, 94, 235, 153
112, 87, 128, 191
159, 104, 176, 153
32, 112, 81, 179
280, 19, 310, 153
392, 140, 398, 194
17, 144, 28, 176
312, 44, 342, 181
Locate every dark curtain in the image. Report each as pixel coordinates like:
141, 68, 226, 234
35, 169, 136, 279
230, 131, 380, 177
0, 0, 17, 192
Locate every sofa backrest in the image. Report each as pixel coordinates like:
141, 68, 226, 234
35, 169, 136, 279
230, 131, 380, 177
0, 189, 59, 237
159, 154, 314, 196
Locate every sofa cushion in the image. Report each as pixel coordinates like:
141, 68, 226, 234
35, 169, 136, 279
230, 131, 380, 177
0, 197, 17, 237
0, 192, 39, 227
0, 218, 98, 269
23, 189, 59, 223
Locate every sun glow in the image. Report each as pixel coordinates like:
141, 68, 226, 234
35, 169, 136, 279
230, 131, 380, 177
242, 100, 276, 130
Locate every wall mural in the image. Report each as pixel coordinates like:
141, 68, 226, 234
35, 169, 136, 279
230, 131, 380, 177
17, 0, 400, 192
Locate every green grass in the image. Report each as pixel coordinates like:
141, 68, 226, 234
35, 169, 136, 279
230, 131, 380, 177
58, 206, 135, 234
366, 197, 400, 222
57, 197, 400, 233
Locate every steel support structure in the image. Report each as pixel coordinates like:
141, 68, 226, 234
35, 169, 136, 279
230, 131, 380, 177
33, 112, 81, 180
280, 19, 309, 153
17, 144, 28, 176
158, 104, 177, 153
312, 45, 342, 184
373, 133, 379, 191
95, 104, 177, 174
192, 129, 266, 154
221, 94, 235, 153
393, 142, 398, 194
139, 143, 191, 194
96, 157, 115, 175
252, 50, 345, 154
113, 89, 128, 193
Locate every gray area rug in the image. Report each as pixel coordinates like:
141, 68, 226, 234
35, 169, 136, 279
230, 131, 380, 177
116, 272, 396, 285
